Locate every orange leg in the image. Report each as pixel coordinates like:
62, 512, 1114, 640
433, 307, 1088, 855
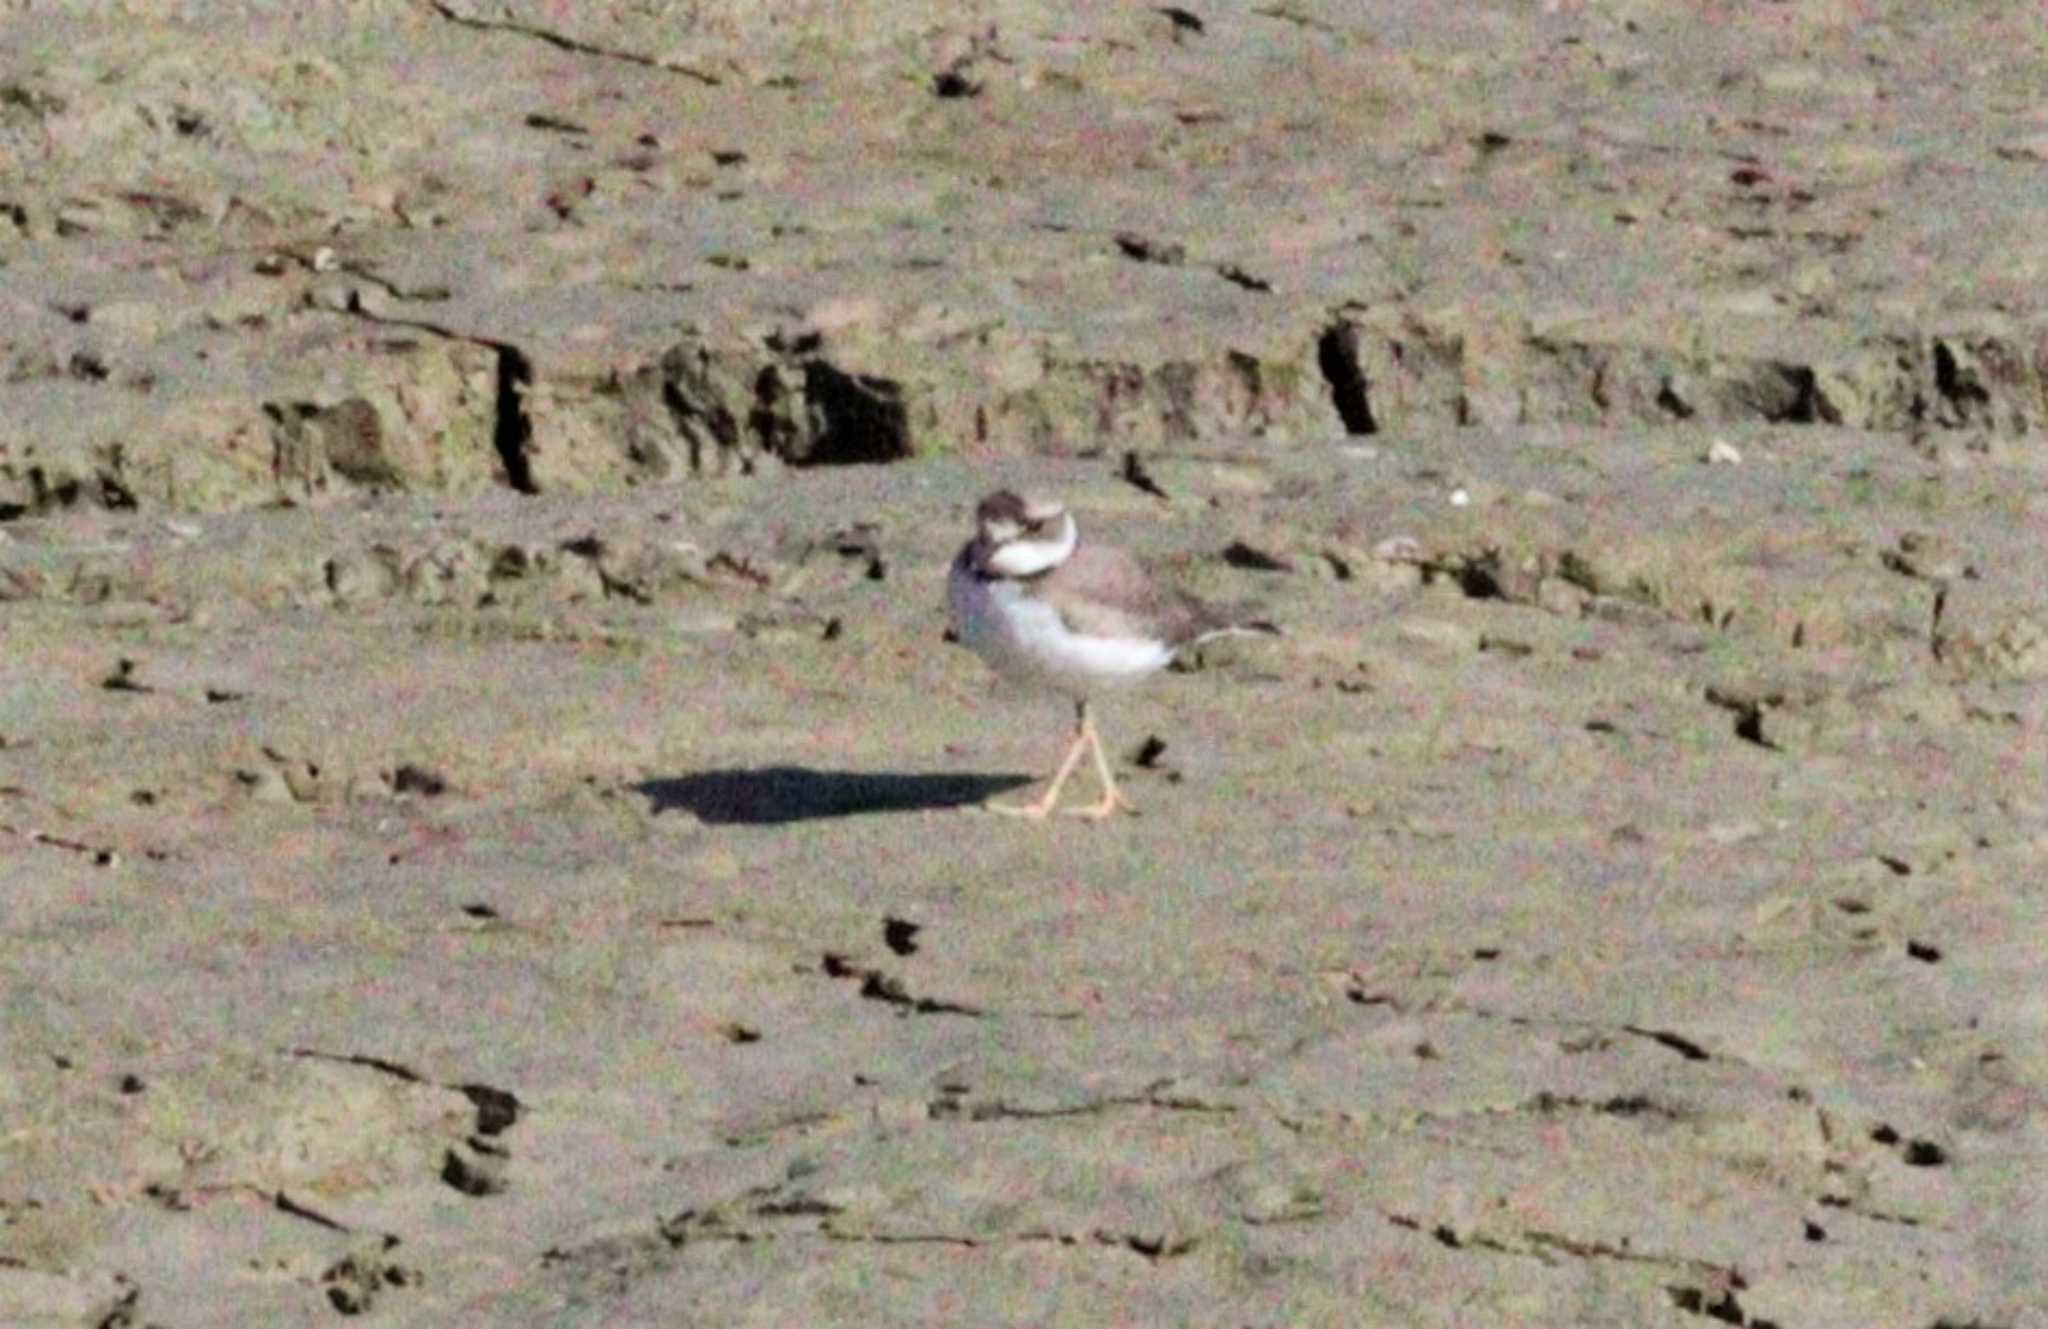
986, 704, 1094, 820
1064, 700, 1137, 820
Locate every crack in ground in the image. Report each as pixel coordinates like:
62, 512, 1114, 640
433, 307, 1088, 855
1343, 983, 1722, 1064
959, 1093, 1236, 1120
818, 952, 984, 1017
0, 822, 122, 867
423, 0, 722, 84
542, 1210, 1193, 1282
274, 1190, 354, 1233
544, 1163, 1214, 1279
932, 1077, 1238, 1121
1404, 1090, 1691, 1130
719, 1110, 839, 1149
1525, 1228, 1741, 1282
1386, 1211, 1746, 1283
822, 1229, 982, 1248
140, 1181, 371, 1239
287, 1047, 426, 1083
1010, 1229, 1204, 1261
1816, 1192, 1943, 1231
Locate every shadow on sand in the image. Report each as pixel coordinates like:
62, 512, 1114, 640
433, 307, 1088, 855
636, 767, 1035, 825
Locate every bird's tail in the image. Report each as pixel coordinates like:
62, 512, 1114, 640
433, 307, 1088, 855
1189, 617, 1283, 647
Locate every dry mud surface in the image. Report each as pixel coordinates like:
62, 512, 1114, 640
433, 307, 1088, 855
3, 2, 2046, 1325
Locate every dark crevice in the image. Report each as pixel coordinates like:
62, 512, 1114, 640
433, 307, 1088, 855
1623, 1025, 1712, 1061
825, 1229, 981, 1247
858, 970, 981, 1016
754, 1195, 843, 1218
1120, 450, 1170, 500
392, 764, 449, 796
1114, 231, 1185, 265
1317, 321, 1378, 434
275, 1191, 353, 1233
932, 66, 983, 98
1451, 553, 1503, 599
1932, 340, 1991, 421
1526, 1090, 1683, 1120
798, 361, 911, 464
882, 917, 921, 956
457, 1083, 523, 1136
1101, 1230, 1196, 1260
441, 1145, 507, 1197
334, 304, 539, 499
746, 365, 794, 458
818, 952, 982, 1016
1766, 363, 1821, 424
946, 1085, 1235, 1122
493, 345, 538, 493
289, 1047, 425, 1082
1216, 263, 1272, 292
1667, 1286, 1757, 1326
1704, 687, 1780, 751
1221, 540, 1292, 572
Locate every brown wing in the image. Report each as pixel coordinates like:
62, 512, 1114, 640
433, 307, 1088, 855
1038, 544, 1235, 647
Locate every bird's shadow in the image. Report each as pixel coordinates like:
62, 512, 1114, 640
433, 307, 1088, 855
636, 767, 1034, 826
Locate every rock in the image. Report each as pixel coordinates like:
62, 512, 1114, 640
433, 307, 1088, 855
235, 765, 296, 804
1397, 618, 1481, 655
0, 1268, 135, 1324
404, 539, 493, 607
1882, 531, 1970, 581
1937, 612, 2048, 681
325, 547, 403, 605
1536, 575, 1590, 616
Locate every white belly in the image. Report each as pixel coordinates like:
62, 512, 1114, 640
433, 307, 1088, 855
948, 561, 1173, 692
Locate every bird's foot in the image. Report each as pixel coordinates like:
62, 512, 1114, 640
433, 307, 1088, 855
982, 794, 1059, 820
1063, 790, 1137, 821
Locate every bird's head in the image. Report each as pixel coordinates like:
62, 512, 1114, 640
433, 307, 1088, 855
972, 490, 1076, 577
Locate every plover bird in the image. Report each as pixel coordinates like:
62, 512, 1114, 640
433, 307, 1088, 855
947, 489, 1279, 820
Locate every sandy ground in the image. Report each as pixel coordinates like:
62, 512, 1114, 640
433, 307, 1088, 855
2, 3, 2045, 1325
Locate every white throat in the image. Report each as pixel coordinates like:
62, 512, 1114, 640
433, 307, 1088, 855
983, 513, 1076, 578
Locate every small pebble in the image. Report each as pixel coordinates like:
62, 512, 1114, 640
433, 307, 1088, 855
1705, 439, 1743, 465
